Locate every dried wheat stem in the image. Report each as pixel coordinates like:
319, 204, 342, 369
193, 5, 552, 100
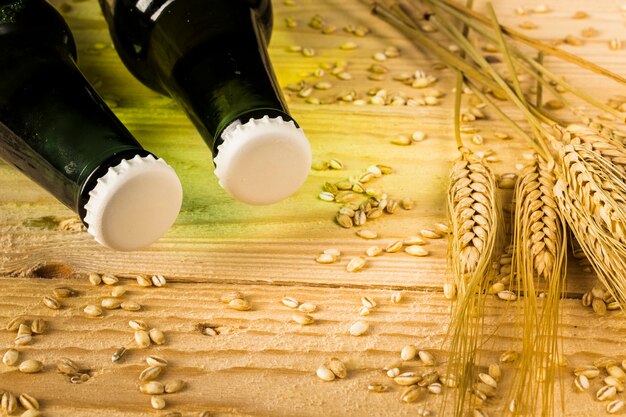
446, 149, 500, 415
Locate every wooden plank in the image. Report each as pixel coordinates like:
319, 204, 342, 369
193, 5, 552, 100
0, 276, 623, 417
1, 0, 623, 293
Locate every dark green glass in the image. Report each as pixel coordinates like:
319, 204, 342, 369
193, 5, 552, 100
0, 0, 151, 220
99, 0, 293, 155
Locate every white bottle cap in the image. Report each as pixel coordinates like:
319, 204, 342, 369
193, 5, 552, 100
83, 154, 183, 251
213, 115, 312, 205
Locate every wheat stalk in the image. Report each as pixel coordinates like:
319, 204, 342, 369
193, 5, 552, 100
446, 148, 499, 415
507, 156, 567, 417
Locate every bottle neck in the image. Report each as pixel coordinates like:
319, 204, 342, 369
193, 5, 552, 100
0, 0, 147, 218
162, 30, 293, 155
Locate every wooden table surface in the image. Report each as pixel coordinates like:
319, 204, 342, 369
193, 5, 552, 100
1, 0, 626, 416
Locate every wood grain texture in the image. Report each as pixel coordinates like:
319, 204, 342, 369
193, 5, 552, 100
0, 276, 624, 417
1, 0, 626, 415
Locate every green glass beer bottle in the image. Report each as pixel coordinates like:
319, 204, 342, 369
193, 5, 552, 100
99, 0, 311, 205
0, 0, 183, 250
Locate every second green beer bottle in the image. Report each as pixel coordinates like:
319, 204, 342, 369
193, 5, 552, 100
99, 0, 312, 205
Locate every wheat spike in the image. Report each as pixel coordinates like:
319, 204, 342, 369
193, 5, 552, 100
507, 156, 567, 417
559, 124, 626, 174
446, 149, 499, 415
553, 142, 626, 309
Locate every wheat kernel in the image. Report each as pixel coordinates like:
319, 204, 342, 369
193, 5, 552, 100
121, 301, 141, 311
136, 275, 152, 287
497, 290, 517, 301
1, 392, 17, 415
107, 286, 125, 298
605, 376, 624, 392
608, 365, 626, 381
151, 274, 167, 287
83, 305, 102, 317
361, 296, 376, 309
129, 319, 148, 330
357, 229, 378, 239
428, 382, 442, 394
164, 379, 186, 394
594, 358, 617, 369
19, 359, 43, 373
401, 385, 422, 403
608, 400, 625, 414
400, 344, 417, 361
316, 253, 337, 264
479, 372, 497, 389
394, 372, 421, 386
405, 246, 429, 257
17, 323, 31, 337
327, 357, 347, 378
418, 350, 436, 366
390, 291, 403, 304
295, 303, 315, 314
358, 306, 370, 316
43, 295, 61, 310
391, 135, 411, 146
149, 328, 166, 345
139, 366, 163, 382
317, 364, 335, 381
228, 298, 252, 311
292, 312, 314, 325
281, 296, 299, 309
443, 283, 457, 299
404, 236, 426, 245
610, 38, 622, 50
52, 286, 75, 298
500, 350, 518, 363
347, 257, 366, 272
349, 320, 369, 336
488, 363, 501, 381
340, 41, 358, 50
135, 330, 151, 348
366, 246, 382, 257
14, 333, 32, 346
597, 385, 617, 401
101, 297, 122, 310
18, 393, 39, 410
420, 228, 442, 239
140, 381, 165, 395
574, 374, 590, 391
385, 240, 403, 253
146, 355, 168, 367
151, 395, 166, 410
88, 273, 102, 285
2, 349, 19, 366
368, 383, 388, 393
102, 273, 119, 285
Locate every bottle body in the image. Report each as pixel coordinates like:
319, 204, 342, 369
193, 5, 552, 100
0, 0, 183, 250
100, 0, 283, 150
101, 0, 312, 205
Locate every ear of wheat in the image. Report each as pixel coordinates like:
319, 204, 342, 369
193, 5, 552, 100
553, 142, 626, 309
559, 124, 626, 175
446, 148, 500, 415
507, 156, 567, 417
